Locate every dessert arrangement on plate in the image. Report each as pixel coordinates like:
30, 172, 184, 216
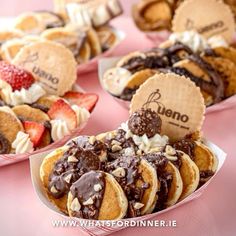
0, 0, 124, 69
34, 73, 224, 222
0, 23, 98, 158
101, 31, 236, 107
132, 0, 236, 34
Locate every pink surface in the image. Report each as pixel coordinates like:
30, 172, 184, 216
0, 17, 236, 236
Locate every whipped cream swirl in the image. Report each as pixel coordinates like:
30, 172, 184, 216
50, 105, 90, 142
169, 31, 208, 52
12, 131, 34, 154
0, 80, 46, 106
50, 120, 71, 142
72, 105, 90, 127
120, 122, 169, 154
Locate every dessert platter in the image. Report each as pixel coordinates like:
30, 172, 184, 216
0, 0, 232, 235
100, 31, 236, 112
30, 73, 226, 235
0, 0, 125, 74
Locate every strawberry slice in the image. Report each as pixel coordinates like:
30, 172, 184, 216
63, 91, 98, 112
0, 61, 35, 91
47, 99, 77, 130
23, 121, 45, 147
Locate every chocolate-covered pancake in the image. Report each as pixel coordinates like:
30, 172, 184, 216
172, 138, 218, 187
105, 155, 158, 217
173, 55, 225, 105
40, 140, 105, 213
143, 151, 182, 211
202, 56, 236, 98
67, 171, 128, 220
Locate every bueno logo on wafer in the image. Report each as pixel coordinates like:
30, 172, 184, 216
130, 73, 205, 140
13, 41, 77, 96
172, 0, 235, 43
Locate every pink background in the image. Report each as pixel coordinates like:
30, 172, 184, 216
0, 1, 236, 236
0, 0, 137, 16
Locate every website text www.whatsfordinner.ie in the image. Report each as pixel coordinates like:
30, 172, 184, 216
52, 219, 177, 228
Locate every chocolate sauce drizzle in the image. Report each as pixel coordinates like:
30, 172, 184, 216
48, 142, 102, 199
105, 155, 149, 217
70, 171, 105, 220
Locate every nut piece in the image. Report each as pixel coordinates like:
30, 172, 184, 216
111, 140, 121, 146
94, 183, 102, 192
50, 185, 58, 194
99, 150, 107, 162
133, 202, 144, 210
64, 173, 72, 183
70, 198, 81, 212
165, 145, 176, 156
67, 155, 78, 163
89, 136, 96, 145
112, 144, 122, 152
83, 197, 94, 205
112, 167, 126, 178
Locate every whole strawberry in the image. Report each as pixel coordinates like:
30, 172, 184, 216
0, 61, 35, 91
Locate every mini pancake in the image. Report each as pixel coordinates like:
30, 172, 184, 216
67, 171, 128, 220
116, 51, 146, 69
173, 57, 224, 106
1, 38, 26, 62
14, 12, 46, 34
0, 30, 24, 45
202, 56, 236, 97
105, 155, 158, 217
193, 141, 218, 184
76, 42, 91, 64
178, 151, 200, 201
35, 11, 65, 29
165, 162, 183, 207
36, 95, 61, 109
210, 46, 236, 66
125, 68, 157, 90
102, 67, 132, 96
0, 106, 24, 145
138, 158, 159, 215
132, 0, 172, 31
40, 138, 108, 214
12, 105, 50, 123
86, 28, 102, 57
41, 27, 86, 57
40, 146, 69, 214
96, 25, 118, 51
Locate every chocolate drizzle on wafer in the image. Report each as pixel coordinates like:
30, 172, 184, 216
70, 171, 105, 220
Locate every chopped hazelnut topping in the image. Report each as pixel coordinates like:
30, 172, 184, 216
50, 185, 58, 194
165, 145, 176, 156
112, 167, 126, 178
134, 202, 144, 210
112, 144, 122, 152
64, 173, 72, 183
94, 183, 102, 192
67, 155, 78, 163
111, 140, 121, 146
70, 198, 81, 212
83, 197, 94, 205
89, 136, 96, 145
164, 153, 178, 161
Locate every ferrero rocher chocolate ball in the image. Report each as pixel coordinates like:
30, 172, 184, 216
128, 108, 162, 138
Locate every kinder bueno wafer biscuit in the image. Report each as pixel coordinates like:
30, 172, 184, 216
13, 40, 77, 96
172, 0, 235, 43
130, 73, 205, 141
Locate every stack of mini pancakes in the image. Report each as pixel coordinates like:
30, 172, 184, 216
0, 10, 120, 64
40, 108, 218, 220
102, 33, 236, 106
132, 0, 236, 32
